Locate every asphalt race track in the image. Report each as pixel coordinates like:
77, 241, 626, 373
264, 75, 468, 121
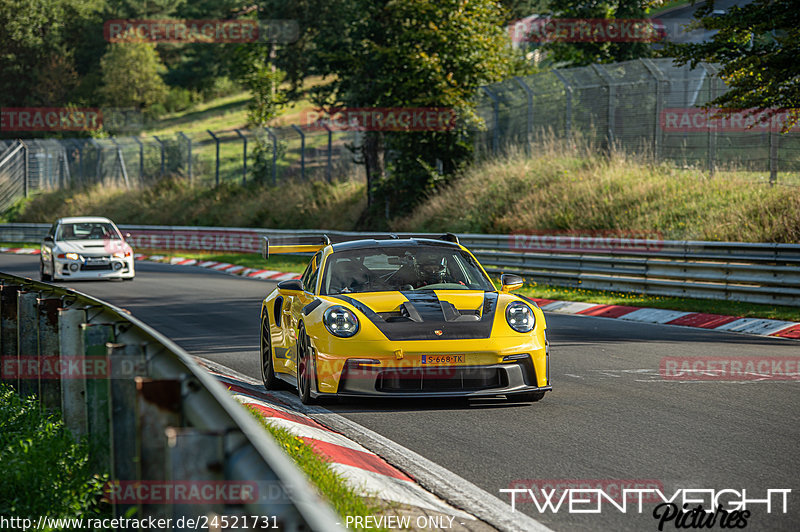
2, 255, 798, 531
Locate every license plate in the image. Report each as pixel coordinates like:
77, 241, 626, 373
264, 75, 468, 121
421, 354, 465, 365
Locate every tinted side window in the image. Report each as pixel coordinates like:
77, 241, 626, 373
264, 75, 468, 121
300, 252, 322, 293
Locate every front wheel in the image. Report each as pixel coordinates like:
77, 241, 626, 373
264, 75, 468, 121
296, 326, 316, 405
40, 259, 52, 282
261, 318, 279, 390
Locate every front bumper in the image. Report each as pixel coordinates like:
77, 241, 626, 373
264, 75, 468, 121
54, 257, 134, 280
331, 356, 551, 398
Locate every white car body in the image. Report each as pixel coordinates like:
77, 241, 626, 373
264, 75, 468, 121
40, 216, 135, 281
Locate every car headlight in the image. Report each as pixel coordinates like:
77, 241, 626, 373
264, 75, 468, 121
506, 301, 535, 333
112, 250, 131, 258
323, 306, 359, 338
58, 252, 80, 261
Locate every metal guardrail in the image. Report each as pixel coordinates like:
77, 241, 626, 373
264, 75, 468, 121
0, 272, 345, 531
1, 223, 798, 306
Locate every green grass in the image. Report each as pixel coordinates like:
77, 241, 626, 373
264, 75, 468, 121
246, 406, 387, 531
0, 385, 110, 524
511, 282, 800, 322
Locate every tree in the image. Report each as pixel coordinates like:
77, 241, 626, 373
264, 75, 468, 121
664, 0, 799, 130
100, 34, 169, 111
539, 0, 654, 67
257, 0, 514, 222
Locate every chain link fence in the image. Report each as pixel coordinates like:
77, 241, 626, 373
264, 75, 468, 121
474, 58, 800, 185
0, 126, 363, 208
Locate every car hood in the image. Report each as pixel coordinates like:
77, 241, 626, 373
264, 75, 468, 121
57, 239, 130, 257
327, 290, 500, 341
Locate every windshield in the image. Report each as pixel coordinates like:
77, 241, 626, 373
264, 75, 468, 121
57, 222, 121, 241
321, 246, 495, 295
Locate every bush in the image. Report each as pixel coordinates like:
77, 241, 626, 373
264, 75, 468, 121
164, 87, 200, 113
0, 385, 109, 520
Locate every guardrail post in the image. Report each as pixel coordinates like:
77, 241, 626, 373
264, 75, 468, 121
17, 290, 39, 398
38, 296, 62, 411
108, 342, 147, 519
136, 377, 182, 521
82, 322, 116, 472
59, 306, 88, 436
166, 427, 228, 524
0, 284, 21, 390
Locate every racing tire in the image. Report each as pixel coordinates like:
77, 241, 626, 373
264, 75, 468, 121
513, 391, 546, 403
40, 259, 52, 282
261, 317, 279, 390
296, 325, 316, 405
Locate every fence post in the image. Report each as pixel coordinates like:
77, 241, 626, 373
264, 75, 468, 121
131, 136, 144, 183
481, 87, 500, 154
178, 132, 192, 184
641, 58, 667, 161
292, 125, 306, 180
265, 127, 278, 184
21, 141, 29, 197
89, 138, 103, 182
323, 124, 333, 183
235, 129, 248, 185
153, 136, 166, 177
110, 137, 131, 189
207, 130, 220, 186
513, 76, 533, 154
553, 69, 572, 138
702, 64, 718, 176
769, 129, 778, 185
592, 64, 616, 152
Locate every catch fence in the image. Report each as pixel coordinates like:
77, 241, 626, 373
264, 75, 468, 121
474, 58, 800, 185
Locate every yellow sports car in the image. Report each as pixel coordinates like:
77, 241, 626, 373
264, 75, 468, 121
259, 235, 551, 404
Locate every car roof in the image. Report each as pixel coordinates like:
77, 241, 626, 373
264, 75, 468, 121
330, 238, 461, 252
57, 216, 116, 224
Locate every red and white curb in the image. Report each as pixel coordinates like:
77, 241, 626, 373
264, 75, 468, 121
526, 298, 800, 339
0, 247, 40, 255
134, 254, 302, 281
197, 365, 476, 522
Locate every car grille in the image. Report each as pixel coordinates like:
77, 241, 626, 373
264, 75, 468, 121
375, 366, 506, 393
81, 263, 112, 271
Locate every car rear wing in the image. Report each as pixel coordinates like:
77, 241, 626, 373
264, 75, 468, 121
261, 235, 331, 260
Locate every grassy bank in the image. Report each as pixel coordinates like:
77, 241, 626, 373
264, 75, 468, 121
0, 385, 109, 522
392, 143, 800, 243
8, 141, 798, 243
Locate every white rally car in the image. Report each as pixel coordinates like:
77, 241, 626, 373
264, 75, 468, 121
40, 217, 135, 281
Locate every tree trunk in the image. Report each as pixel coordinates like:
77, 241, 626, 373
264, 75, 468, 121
363, 131, 384, 208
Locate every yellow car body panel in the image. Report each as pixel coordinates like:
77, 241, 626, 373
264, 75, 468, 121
259, 238, 551, 402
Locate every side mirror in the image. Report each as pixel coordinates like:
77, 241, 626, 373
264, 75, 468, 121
277, 279, 303, 292
500, 273, 524, 293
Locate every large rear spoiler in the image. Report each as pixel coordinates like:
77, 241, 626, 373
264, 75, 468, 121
261, 235, 331, 260
260, 233, 460, 260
